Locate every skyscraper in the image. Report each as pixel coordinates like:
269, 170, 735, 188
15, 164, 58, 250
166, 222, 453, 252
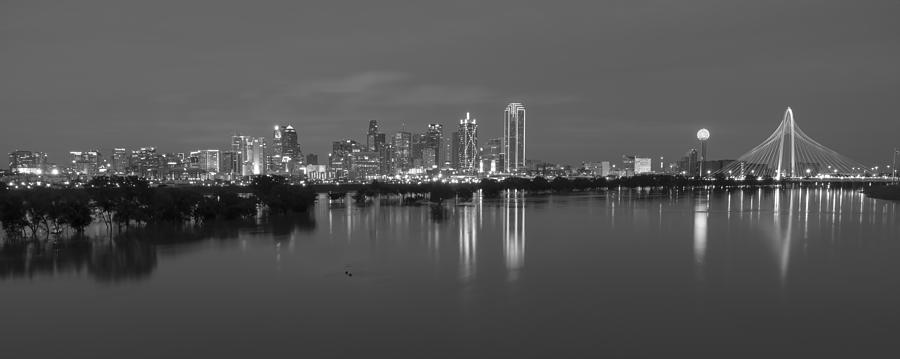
112, 148, 128, 174
458, 112, 478, 173
269, 125, 300, 173
504, 103, 526, 173
284, 125, 299, 159
480, 138, 503, 174
232, 135, 266, 176
330, 139, 360, 179
425, 124, 443, 166
367, 120, 379, 152
393, 131, 412, 171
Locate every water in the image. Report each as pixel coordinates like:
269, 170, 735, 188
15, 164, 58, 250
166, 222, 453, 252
2, 188, 899, 358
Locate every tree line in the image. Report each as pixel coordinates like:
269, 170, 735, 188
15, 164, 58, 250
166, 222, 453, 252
0, 175, 316, 240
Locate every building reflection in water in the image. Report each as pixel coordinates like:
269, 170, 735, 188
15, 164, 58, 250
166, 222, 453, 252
693, 193, 709, 278
504, 190, 526, 282
458, 204, 477, 281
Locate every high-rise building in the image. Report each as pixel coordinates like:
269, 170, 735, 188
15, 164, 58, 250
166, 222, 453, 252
70, 150, 101, 177
246, 137, 267, 176
220, 151, 237, 177
393, 132, 412, 171
198, 150, 220, 173
458, 112, 478, 173
231, 135, 266, 176
281, 125, 300, 160
440, 135, 453, 168
9, 151, 44, 174
367, 120, 379, 152
270, 125, 299, 174
678, 149, 700, 176
111, 148, 128, 174
380, 143, 396, 175
350, 151, 380, 180
411, 133, 427, 169
504, 103, 526, 173
8, 150, 49, 175
422, 147, 436, 169
451, 131, 461, 169
634, 157, 652, 174
425, 124, 443, 165
330, 139, 360, 179
479, 138, 503, 174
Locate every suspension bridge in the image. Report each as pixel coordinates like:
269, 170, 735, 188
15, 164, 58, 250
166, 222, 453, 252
717, 107, 873, 180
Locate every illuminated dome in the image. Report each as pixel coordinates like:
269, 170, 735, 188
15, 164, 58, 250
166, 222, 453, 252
697, 128, 710, 141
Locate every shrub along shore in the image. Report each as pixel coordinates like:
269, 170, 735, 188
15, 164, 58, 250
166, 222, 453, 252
0, 175, 314, 240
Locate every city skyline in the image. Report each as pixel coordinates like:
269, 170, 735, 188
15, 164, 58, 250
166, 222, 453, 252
2, 1, 899, 165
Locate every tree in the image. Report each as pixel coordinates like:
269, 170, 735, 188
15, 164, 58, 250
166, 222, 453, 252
0, 192, 27, 238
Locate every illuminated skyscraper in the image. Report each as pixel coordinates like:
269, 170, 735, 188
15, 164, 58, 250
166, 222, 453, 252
232, 135, 265, 176
425, 124, 443, 166
458, 112, 478, 173
393, 131, 412, 171
367, 120, 379, 152
480, 138, 503, 174
504, 103, 526, 173
112, 148, 128, 174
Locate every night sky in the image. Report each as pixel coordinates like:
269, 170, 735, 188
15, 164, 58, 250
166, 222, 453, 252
2, 0, 899, 166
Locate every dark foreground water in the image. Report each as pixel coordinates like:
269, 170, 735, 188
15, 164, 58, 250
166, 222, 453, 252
2, 188, 899, 358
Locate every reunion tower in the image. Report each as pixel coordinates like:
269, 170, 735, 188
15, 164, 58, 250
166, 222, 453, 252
697, 128, 709, 177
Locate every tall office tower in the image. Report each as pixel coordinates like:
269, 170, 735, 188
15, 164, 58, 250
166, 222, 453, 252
451, 131, 461, 169
220, 151, 236, 177
231, 135, 247, 176
425, 124, 443, 164
480, 138, 503, 174
393, 131, 412, 171
422, 148, 436, 169
198, 150, 220, 173
282, 125, 299, 159
374, 133, 386, 151
678, 149, 699, 176
111, 148, 128, 174
504, 103, 526, 173
458, 112, 478, 173
411, 133, 427, 168
380, 142, 396, 175
440, 135, 453, 167
367, 120, 379, 152
233, 135, 266, 176
330, 139, 360, 179
272, 126, 284, 158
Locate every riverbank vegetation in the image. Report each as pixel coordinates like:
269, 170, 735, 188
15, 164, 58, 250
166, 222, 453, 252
0, 175, 315, 241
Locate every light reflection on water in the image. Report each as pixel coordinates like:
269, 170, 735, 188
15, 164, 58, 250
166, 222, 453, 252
1, 189, 899, 358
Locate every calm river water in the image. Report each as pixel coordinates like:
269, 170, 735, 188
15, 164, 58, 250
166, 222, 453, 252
2, 188, 899, 358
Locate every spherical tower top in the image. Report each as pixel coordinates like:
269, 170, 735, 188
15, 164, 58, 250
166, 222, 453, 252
697, 128, 710, 141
